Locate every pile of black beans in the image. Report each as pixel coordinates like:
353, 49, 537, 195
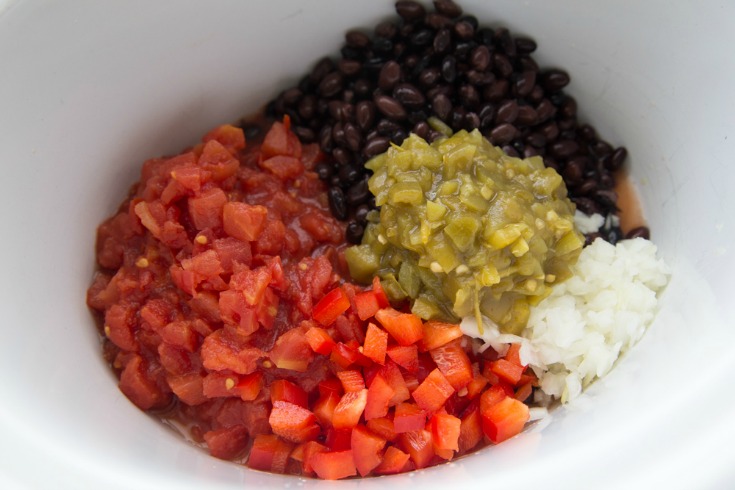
267, 0, 637, 244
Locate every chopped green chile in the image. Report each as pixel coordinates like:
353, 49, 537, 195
346, 130, 584, 334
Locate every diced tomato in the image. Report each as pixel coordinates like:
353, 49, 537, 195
159, 321, 198, 353
362, 323, 388, 365
313, 392, 340, 428
200, 329, 264, 375
515, 381, 534, 403
365, 374, 395, 421
248, 434, 293, 474
105, 304, 137, 352
269, 401, 320, 443
218, 290, 259, 336
351, 424, 387, 476
393, 402, 426, 433
260, 155, 304, 180
374, 308, 424, 346
261, 120, 302, 159
305, 327, 336, 355
481, 396, 530, 444
119, 355, 170, 410
309, 450, 357, 480
187, 187, 227, 231
167, 373, 207, 406
366, 417, 397, 442
353, 291, 380, 321
270, 379, 308, 408
202, 372, 241, 398
490, 358, 525, 385
269, 326, 313, 372
374, 446, 410, 475
211, 237, 252, 272
398, 430, 434, 469
429, 412, 461, 451
430, 340, 473, 390
371, 276, 391, 308
386, 345, 419, 372
203, 124, 246, 153
337, 370, 366, 393
222, 202, 268, 242
204, 425, 249, 460
332, 389, 368, 429
198, 139, 240, 181
420, 320, 464, 351
412, 368, 455, 414
237, 371, 263, 401
312, 287, 351, 327
505, 343, 525, 368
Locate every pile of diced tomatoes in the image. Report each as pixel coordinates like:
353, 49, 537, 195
87, 118, 534, 480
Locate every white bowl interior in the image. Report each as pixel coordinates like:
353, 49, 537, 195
1, 1, 734, 488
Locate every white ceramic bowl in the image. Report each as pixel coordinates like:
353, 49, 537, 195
1, 1, 734, 488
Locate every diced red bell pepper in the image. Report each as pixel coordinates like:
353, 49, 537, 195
458, 406, 484, 453
330, 341, 361, 369
429, 412, 461, 451
420, 320, 464, 351
465, 363, 489, 400
398, 429, 434, 469
371, 276, 391, 308
481, 383, 515, 413
379, 361, 410, 406
237, 371, 263, 401
312, 287, 351, 327
313, 391, 340, 428
374, 446, 411, 475
270, 379, 308, 408
247, 434, 293, 474
490, 358, 525, 386
309, 450, 357, 480
412, 368, 455, 414
505, 343, 525, 367
353, 291, 380, 321
292, 440, 328, 475
269, 401, 320, 443
318, 378, 343, 398
324, 428, 352, 451
332, 389, 368, 429
351, 424, 387, 476
481, 396, 530, 444
393, 402, 426, 433
365, 374, 395, 420
362, 323, 388, 365
515, 381, 534, 403
337, 370, 366, 392
386, 344, 419, 372
305, 326, 336, 355
430, 340, 473, 390
374, 307, 424, 346
203, 425, 249, 460
366, 417, 397, 442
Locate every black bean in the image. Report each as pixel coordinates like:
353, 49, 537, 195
426, 84, 452, 100
413, 121, 430, 139
293, 126, 315, 143
298, 95, 317, 120
346, 222, 365, 244
373, 37, 393, 53
333, 147, 351, 166
489, 123, 518, 145
478, 103, 496, 128
560, 97, 577, 118
328, 100, 346, 121
338, 59, 362, 76
455, 20, 475, 40
464, 112, 481, 130
346, 177, 370, 205
541, 69, 571, 92
502, 145, 519, 157
523, 147, 539, 158
514, 70, 536, 97
407, 110, 429, 125
344, 123, 362, 152
319, 72, 344, 97
374, 94, 407, 120
484, 80, 509, 102
434, 28, 452, 54
594, 141, 613, 157
519, 56, 539, 73
355, 204, 370, 223
353, 78, 372, 96
492, 53, 513, 78
432, 93, 452, 120
607, 147, 627, 172
562, 160, 584, 185
460, 15, 479, 30
515, 37, 537, 54
477, 27, 494, 46
315, 162, 333, 180
363, 136, 391, 157
395, 0, 426, 21
328, 187, 348, 220
309, 57, 334, 84
433, 0, 462, 18
536, 99, 556, 123
516, 104, 538, 126
577, 179, 599, 196
392, 128, 408, 144
579, 124, 598, 141
345, 30, 371, 48
411, 29, 434, 46
441, 56, 457, 83
450, 106, 467, 129
497, 28, 516, 57
392, 83, 421, 105
528, 85, 544, 103
466, 70, 495, 86
418, 67, 442, 87
626, 226, 650, 240
426, 13, 453, 29
378, 60, 401, 91
375, 20, 397, 39
469, 45, 491, 71
540, 121, 560, 142
281, 87, 302, 106
574, 197, 600, 216
458, 85, 480, 107
332, 122, 346, 146
525, 131, 546, 148
355, 101, 377, 131
495, 100, 519, 124
549, 139, 579, 158
319, 125, 333, 152
377, 118, 401, 135
454, 41, 476, 61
